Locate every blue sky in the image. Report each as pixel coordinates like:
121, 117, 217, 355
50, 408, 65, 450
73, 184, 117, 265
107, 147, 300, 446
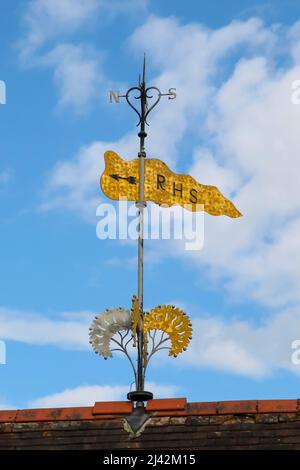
1, 0, 300, 409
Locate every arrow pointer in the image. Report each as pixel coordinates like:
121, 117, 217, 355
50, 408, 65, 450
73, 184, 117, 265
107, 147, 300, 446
110, 174, 137, 185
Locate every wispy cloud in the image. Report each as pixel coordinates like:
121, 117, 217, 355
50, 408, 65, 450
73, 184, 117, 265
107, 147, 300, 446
18, 0, 100, 60
179, 309, 300, 379
38, 136, 139, 221
17, 1, 104, 113
0, 307, 92, 350
16, 0, 149, 113
29, 382, 177, 408
43, 43, 105, 113
0, 381, 177, 410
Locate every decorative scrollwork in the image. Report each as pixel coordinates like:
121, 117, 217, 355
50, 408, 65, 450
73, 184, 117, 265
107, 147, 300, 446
122, 85, 162, 127
124, 87, 142, 125
144, 86, 161, 124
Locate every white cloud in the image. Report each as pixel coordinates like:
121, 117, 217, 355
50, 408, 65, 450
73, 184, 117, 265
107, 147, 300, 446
0, 382, 176, 410
17, 0, 146, 112
18, 0, 149, 61
184, 59, 300, 308
29, 382, 177, 408
178, 309, 300, 378
17, 0, 103, 112
38, 135, 139, 220
43, 43, 105, 113
0, 307, 92, 350
18, 0, 150, 60
18, 0, 100, 60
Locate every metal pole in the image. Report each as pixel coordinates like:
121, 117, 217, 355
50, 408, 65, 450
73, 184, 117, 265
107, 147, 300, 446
136, 56, 147, 394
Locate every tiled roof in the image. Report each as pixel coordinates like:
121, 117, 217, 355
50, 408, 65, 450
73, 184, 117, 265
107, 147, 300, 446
1, 398, 300, 449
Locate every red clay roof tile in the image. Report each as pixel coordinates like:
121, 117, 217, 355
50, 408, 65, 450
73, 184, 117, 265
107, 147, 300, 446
188, 401, 218, 415
15, 407, 94, 423
147, 398, 186, 411
0, 410, 18, 423
258, 399, 298, 413
93, 401, 132, 415
0, 398, 299, 423
217, 400, 258, 414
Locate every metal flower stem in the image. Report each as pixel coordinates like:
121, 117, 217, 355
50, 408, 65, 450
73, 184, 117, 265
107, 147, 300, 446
110, 331, 137, 385
144, 331, 170, 375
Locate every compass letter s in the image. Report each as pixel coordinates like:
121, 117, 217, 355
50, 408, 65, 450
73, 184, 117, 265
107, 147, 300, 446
168, 88, 176, 100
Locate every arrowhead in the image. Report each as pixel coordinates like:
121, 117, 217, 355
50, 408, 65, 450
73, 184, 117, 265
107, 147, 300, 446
109, 174, 119, 181
127, 176, 136, 184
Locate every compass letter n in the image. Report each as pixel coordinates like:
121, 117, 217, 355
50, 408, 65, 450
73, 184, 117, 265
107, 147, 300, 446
109, 91, 120, 103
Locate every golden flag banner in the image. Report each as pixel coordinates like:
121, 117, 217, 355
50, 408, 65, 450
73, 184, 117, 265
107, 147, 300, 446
101, 151, 242, 218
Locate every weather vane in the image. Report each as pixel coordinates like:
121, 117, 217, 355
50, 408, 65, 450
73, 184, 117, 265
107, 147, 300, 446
89, 54, 241, 436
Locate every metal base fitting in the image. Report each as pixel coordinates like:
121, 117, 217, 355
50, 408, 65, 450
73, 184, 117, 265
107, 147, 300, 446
123, 404, 150, 437
124, 391, 153, 437
127, 391, 153, 402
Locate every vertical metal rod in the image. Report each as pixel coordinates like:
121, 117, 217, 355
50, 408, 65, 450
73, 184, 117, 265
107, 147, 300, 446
136, 159, 145, 392
136, 55, 147, 395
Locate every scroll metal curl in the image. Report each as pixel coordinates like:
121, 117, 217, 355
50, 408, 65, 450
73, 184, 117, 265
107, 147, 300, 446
124, 87, 142, 125
144, 86, 161, 125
